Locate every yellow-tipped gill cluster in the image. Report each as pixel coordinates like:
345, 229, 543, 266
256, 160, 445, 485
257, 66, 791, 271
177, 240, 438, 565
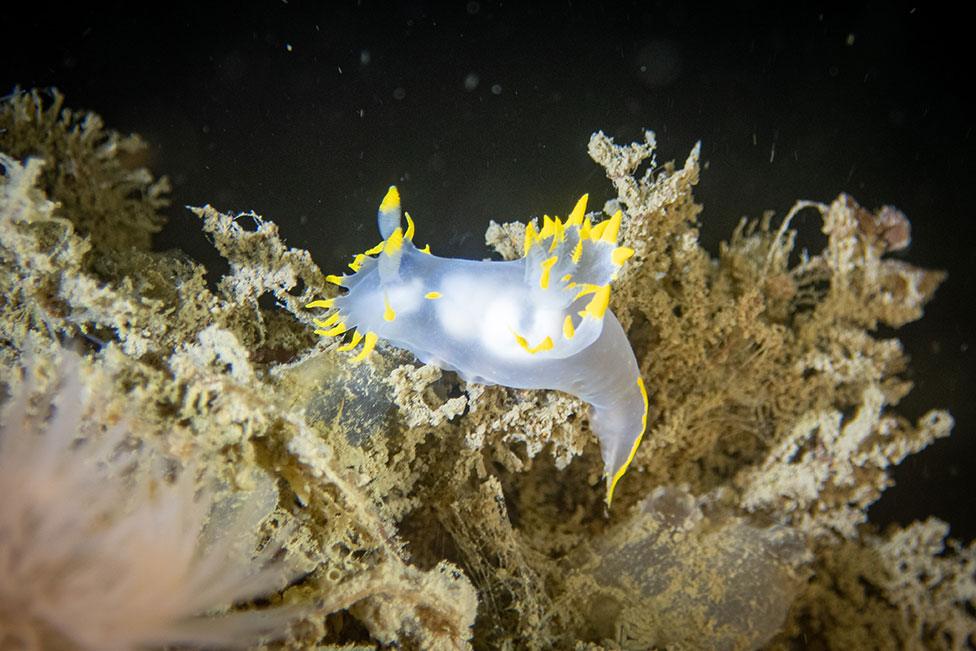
514, 194, 635, 354
522, 194, 632, 259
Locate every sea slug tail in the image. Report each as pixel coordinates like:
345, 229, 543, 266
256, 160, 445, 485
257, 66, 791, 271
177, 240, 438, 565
590, 375, 649, 508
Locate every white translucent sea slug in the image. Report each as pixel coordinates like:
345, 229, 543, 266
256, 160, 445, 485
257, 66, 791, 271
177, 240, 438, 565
307, 187, 648, 505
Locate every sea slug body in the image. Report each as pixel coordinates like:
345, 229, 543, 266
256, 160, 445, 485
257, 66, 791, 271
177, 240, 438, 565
308, 186, 648, 506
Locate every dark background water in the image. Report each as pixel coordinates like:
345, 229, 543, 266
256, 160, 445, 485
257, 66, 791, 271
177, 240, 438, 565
3, 1, 973, 541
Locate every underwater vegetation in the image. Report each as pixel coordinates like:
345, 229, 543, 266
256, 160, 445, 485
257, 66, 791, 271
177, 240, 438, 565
0, 89, 973, 649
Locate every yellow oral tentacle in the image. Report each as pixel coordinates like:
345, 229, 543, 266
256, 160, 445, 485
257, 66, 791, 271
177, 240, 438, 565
305, 298, 335, 309
351, 331, 378, 363
337, 330, 364, 351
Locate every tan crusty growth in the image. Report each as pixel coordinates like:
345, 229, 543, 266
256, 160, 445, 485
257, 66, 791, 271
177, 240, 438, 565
1, 90, 970, 650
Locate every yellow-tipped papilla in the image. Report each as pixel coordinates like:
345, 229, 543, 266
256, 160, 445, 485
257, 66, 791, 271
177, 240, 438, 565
540, 214, 556, 240
305, 298, 335, 309
567, 193, 588, 226
590, 219, 609, 241
601, 210, 622, 243
313, 313, 341, 329
524, 221, 538, 255
351, 331, 379, 363
404, 212, 416, 241
580, 217, 593, 240
579, 285, 611, 320
612, 246, 634, 266
317, 321, 348, 337
364, 241, 386, 255
563, 314, 576, 339
548, 218, 564, 251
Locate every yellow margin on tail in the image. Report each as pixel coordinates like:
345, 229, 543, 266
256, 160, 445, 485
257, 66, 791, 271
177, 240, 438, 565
606, 376, 649, 508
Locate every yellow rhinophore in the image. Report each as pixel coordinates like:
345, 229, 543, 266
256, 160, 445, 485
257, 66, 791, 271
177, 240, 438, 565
384, 227, 404, 255
379, 185, 400, 214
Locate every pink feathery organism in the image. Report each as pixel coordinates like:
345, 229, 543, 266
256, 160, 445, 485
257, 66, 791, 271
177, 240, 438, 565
0, 352, 306, 650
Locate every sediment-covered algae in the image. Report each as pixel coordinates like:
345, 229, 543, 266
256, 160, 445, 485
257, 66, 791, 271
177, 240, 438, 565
1, 89, 971, 649
1, 90, 478, 650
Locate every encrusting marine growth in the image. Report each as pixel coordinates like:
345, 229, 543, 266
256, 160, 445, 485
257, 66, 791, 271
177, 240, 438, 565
1, 90, 972, 649
306, 186, 647, 505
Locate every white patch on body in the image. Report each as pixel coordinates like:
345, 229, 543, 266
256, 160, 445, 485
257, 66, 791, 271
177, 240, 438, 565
435, 274, 481, 339
387, 277, 423, 315
480, 294, 524, 358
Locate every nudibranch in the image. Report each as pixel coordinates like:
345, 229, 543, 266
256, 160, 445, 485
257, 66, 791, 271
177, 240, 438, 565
307, 186, 648, 506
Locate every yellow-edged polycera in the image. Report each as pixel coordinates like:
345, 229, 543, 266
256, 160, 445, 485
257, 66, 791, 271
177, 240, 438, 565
305, 186, 648, 507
